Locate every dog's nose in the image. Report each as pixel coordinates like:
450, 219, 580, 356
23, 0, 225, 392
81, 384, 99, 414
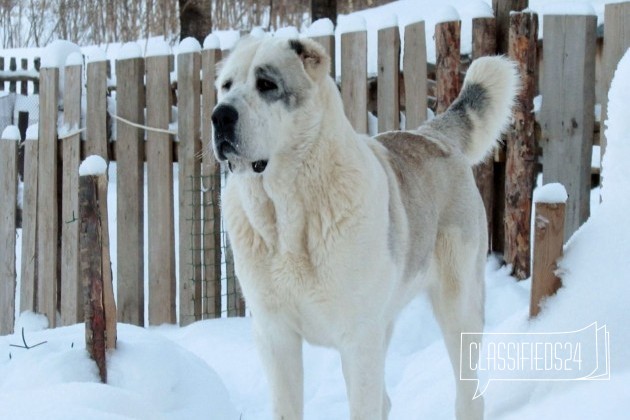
212, 104, 238, 132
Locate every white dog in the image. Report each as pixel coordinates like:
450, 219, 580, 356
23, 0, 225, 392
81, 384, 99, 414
212, 36, 518, 419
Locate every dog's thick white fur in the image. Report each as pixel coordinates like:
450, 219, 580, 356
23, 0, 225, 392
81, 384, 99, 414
212, 36, 519, 420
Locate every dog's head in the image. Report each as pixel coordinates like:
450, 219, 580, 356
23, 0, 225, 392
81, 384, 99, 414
212, 36, 331, 174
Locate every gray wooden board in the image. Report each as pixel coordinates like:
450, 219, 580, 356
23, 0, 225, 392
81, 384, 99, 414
377, 26, 400, 133
0, 138, 18, 334
403, 21, 428, 130
341, 31, 368, 134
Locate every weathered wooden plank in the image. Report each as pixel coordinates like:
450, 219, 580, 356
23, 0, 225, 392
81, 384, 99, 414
403, 21, 427, 130
20, 129, 38, 313
435, 20, 461, 114
201, 47, 223, 319
311, 35, 336, 79
36, 67, 59, 327
178, 49, 202, 326
377, 25, 400, 133
492, 0, 528, 54
505, 11, 538, 280
60, 64, 82, 326
115, 57, 145, 326
0, 133, 18, 335
531, 201, 565, 317
540, 14, 596, 240
600, 2, 630, 165
86, 60, 109, 159
472, 17, 497, 252
341, 30, 368, 133
97, 173, 116, 350
146, 54, 176, 325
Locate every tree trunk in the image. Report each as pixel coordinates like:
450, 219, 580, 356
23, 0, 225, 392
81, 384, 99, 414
179, 0, 212, 43
311, 0, 337, 26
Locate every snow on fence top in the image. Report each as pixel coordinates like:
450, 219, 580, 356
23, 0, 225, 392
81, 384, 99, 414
79, 155, 108, 176
40, 40, 81, 68
85, 48, 107, 64
534, 183, 568, 204
434, 5, 461, 24
179, 37, 201, 54
304, 18, 335, 37
203, 34, 221, 50
1, 125, 20, 141
274, 26, 300, 38
65, 52, 83, 67
118, 42, 143, 60
145, 38, 171, 57
25, 124, 38, 140
336, 14, 367, 35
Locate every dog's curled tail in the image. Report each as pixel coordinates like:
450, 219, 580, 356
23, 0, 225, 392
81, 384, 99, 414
418, 56, 520, 165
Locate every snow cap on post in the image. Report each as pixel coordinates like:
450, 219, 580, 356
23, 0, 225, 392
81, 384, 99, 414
118, 42, 143, 60
65, 52, 83, 67
274, 26, 300, 38
145, 38, 171, 57
179, 37, 201, 54
337, 14, 367, 35
375, 14, 398, 30
534, 183, 568, 204
25, 124, 39, 141
79, 155, 108, 176
2, 125, 21, 141
203, 33, 221, 50
305, 18, 335, 37
85, 47, 107, 63
435, 5, 460, 24
41, 39, 81, 68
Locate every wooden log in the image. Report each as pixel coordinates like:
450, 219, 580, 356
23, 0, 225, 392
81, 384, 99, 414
20, 130, 39, 314
531, 200, 565, 317
403, 21, 428, 129
0, 131, 19, 335
178, 49, 202, 326
600, 2, 630, 173
435, 20, 461, 114
472, 17, 497, 252
86, 60, 109, 159
201, 47, 223, 319
146, 54, 176, 325
97, 173, 116, 350
540, 14, 596, 240
79, 173, 107, 383
492, 0, 528, 54
377, 25, 400, 133
505, 11, 538, 280
60, 64, 82, 326
115, 56, 145, 326
311, 35, 336, 79
36, 67, 59, 327
341, 30, 368, 133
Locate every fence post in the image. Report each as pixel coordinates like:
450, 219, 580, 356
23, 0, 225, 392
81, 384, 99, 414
60, 60, 83, 326
146, 47, 176, 325
86, 58, 109, 159
600, 2, 630, 174
36, 66, 59, 327
20, 125, 39, 314
377, 24, 400, 133
504, 11, 538, 280
79, 156, 117, 382
310, 34, 336, 79
201, 36, 223, 319
115, 46, 145, 326
177, 39, 202, 326
472, 17, 497, 251
492, 0, 528, 55
0, 126, 19, 335
435, 18, 461, 114
341, 27, 368, 133
403, 20, 427, 130
530, 183, 566, 317
540, 14, 596, 240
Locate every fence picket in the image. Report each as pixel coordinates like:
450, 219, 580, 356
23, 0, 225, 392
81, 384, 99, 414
435, 19, 461, 114
341, 30, 367, 133
86, 60, 109, 159
0, 131, 18, 334
403, 21, 427, 129
20, 129, 38, 314
377, 25, 400, 132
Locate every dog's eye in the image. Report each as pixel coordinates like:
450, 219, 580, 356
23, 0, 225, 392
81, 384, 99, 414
256, 78, 277, 93
222, 80, 232, 91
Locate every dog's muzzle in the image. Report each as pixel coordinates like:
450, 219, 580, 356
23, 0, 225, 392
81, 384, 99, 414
212, 104, 239, 161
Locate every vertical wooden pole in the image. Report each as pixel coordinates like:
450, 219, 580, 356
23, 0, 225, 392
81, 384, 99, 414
403, 20, 427, 130
531, 199, 565, 317
540, 14, 596, 240
0, 129, 19, 335
472, 17, 497, 252
60, 63, 82, 325
178, 46, 202, 326
377, 25, 400, 133
20, 126, 38, 314
9, 57, 16, 93
115, 56, 145, 326
341, 29, 368, 133
201, 46, 222, 319
435, 20, 461, 114
311, 34, 336, 79
86, 60, 109, 159
20, 58, 28, 95
36, 67, 59, 327
492, 0, 528, 55
600, 2, 630, 173
505, 11, 538, 280
146, 53, 176, 325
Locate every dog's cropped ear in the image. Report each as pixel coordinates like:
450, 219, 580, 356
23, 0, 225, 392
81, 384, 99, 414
289, 38, 330, 82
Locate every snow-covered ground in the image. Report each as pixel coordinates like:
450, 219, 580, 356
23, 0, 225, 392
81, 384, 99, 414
2, 0, 630, 419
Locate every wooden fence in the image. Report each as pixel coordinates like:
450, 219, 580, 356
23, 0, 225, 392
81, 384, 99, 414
1, 2, 629, 334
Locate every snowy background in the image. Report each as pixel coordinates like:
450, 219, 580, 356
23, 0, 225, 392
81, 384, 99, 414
2, 0, 630, 418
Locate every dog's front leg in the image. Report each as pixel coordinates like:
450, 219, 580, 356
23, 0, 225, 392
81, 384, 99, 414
340, 326, 388, 420
254, 317, 304, 420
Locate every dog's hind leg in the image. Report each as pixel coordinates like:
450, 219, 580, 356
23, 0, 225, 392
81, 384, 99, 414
253, 318, 304, 420
429, 230, 485, 420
